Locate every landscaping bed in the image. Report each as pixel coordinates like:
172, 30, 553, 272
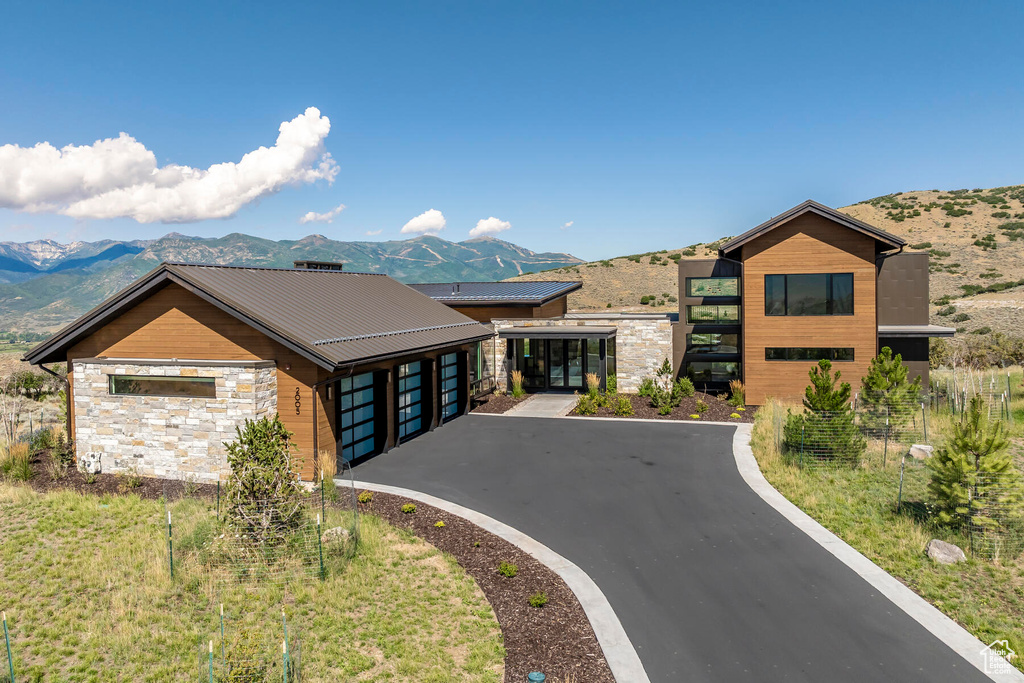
574, 391, 756, 422
361, 490, 615, 683
471, 392, 533, 414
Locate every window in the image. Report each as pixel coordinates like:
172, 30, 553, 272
686, 305, 741, 324
109, 375, 216, 398
764, 273, 854, 316
687, 277, 739, 297
440, 353, 460, 421
765, 348, 855, 362
339, 372, 376, 462
686, 333, 740, 354
685, 361, 741, 382
397, 361, 424, 439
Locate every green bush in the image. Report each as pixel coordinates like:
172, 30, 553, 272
937, 305, 956, 316
29, 427, 56, 453
783, 359, 865, 465
674, 377, 695, 398
606, 374, 617, 394
357, 490, 373, 504
971, 326, 992, 335
401, 503, 416, 514
859, 346, 921, 433
528, 591, 548, 608
613, 395, 634, 416
498, 561, 518, 578
639, 296, 652, 305
637, 377, 656, 397
695, 399, 708, 414
910, 242, 932, 249
574, 393, 598, 415
951, 313, 970, 323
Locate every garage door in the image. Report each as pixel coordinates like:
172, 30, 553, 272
439, 352, 461, 422
338, 372, 376, 462
397, 361, 425, 439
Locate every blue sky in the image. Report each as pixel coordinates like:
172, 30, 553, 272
1, 0, 1022, 260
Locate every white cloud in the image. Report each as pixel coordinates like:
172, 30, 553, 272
400, 208, 446, 235
365, 229, 382, 236
299, 202, 346, 224
0, 107, 338, 223
469, 216, 511, 238
560, 220, 574, 230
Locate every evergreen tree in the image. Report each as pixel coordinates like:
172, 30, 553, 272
927, 396, 1023, 532
784, 359, 865, 465
860, 346, 922, 434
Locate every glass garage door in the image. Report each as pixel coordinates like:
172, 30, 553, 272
339, 372, 375, 462
440, 353, 460, 422
398, 361, 424, 439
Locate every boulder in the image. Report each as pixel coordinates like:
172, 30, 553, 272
909, 444, 934, 460
926, 539, 966, 564
322, 526, 350, 543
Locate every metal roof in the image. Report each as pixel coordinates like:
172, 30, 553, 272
877, 324, 955, 338
719, 200, 906, 257
407, 281, 582, 305
25, 263, 495, 369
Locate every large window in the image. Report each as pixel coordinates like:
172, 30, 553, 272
765, 348, 855, 362
686, 304, 741, 324
686, 332, 740, 354
339, 372, 376, 462
765, 273, 853, 316
439, 353, 460, 422
687, 277, 740, 297
685, 361, 741, 383
109, 375, 216, 398
397, 361, 424, 439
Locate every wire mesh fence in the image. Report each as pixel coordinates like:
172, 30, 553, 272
197, 618, 303, 682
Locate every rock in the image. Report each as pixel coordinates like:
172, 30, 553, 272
926, 539, 966, 564
909, 444, 934, 460
322, 526, 350, 543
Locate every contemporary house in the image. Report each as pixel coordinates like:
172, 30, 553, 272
675, 200, 954, 404
24, 262, 494, 482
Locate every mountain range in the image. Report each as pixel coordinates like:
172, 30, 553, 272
0, 233, 583, 332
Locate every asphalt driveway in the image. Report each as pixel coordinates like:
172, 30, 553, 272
352, 415, 989, 682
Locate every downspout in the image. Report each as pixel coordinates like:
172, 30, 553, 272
37, 363, 70, 439
310, 364, 355, 480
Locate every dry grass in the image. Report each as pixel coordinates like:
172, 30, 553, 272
0, 484, 504, 682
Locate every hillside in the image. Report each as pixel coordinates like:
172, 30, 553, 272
0, 233, 582, 332
510, 184, 1024, 338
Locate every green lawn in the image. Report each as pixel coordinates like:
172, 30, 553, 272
751, 400, 1024, 672
0, 484, 504, 682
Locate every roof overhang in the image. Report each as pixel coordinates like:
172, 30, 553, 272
719, 200, 906, 258
412, 281, 583, 306
499, 326, 616, 339
877, 324, 956, 338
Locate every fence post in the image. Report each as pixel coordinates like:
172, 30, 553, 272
799, 424, 805, 468
283, 639, 289, 683
3, 611, 14, 683
897, 456, 906, 512
208, 640, 214, 683
320, 468, 325, 525
219, 604, 225, 669
883, 410, 889, 468
167, 510, 174, 580
922, 402, 928, 442
317, 514, 325, 581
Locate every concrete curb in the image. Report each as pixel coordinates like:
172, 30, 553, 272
351, 480, 650, 683
732, 423, 1024, 683
475, 411, 746, 428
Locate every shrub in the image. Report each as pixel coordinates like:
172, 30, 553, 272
910, 242, 932, 249
951, 313, 970, 323
613, 395, 634, 416
357, 490, 373, 504
937, 305, 956, 316
510, 370, 526, 399
401, 503, 417, 514
637, 377, 656, 397
658, 403, 672, 416
30, 427, 56, 453
695, 399, 708, 414
859, 346, 921, 433
0, 442, 32, 482
730, 412, 741, 419
783, 359, 865, 465
224, 414, 304, 546
972, 326, 992, 335
116, 466, 143, 492
528, 591, 548, 608
498, 561, 518, 578
673, 377, 694, 400
434, 520, 445, 528
606, 374, 617, 394
640, 296, 652, 305
585, 372, 600, 398
689, 414, 700, 419
574, 393, 598, 415
727, 379, 745, 407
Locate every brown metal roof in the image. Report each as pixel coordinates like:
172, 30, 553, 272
408, 280, 582, 306
25, 263, 494, 369
719, 200, 906, 257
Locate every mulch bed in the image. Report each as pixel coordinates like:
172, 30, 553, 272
471, 392, 532, 414
14, 450, 615, 682
361, 490, 615, 683
575, 391, 757, 422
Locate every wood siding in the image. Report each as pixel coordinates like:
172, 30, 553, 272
449, 297, 567, 323
740, 213, 877, 405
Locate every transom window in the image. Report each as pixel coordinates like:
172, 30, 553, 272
686, 304, 741, 324
764, 273, 853, 316
687, 277, 740, 297
765, 348, 855, 362
109, 375, 216, 398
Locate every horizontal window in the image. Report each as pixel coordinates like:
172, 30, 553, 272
765, 273, 853, 316
686, 304, 741, 324
109, 375, 216, 398
765, 348, 855, 362
685, 361, 741, 383
686, 332, 740, 354
687, 277, 739, 298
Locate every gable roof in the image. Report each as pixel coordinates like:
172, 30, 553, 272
408, 280, 582, 306
718, 200, 906, 258
24, 263, 494, 369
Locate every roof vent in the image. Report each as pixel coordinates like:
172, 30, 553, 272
293, 260, 343, 271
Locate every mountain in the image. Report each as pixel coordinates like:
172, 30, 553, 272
507, 184, 1024, 338
0, 233, 582, 332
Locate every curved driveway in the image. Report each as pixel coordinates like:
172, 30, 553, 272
352, 415, 989, 682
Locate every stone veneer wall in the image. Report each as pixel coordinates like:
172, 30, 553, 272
73, 360, 277, 482
488, 315, 674, 392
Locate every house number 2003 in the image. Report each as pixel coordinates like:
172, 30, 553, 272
294, 387, 301, 415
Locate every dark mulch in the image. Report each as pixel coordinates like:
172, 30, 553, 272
575, 391, 757, 422
362, 490, 615, 683
471, 392, 532, 414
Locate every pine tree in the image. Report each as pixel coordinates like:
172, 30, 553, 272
860, 346, 922, 434
927, 396, 1022, 532
784, 359, 865, 465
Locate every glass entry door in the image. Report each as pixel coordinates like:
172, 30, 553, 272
508, 337, 607, 392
